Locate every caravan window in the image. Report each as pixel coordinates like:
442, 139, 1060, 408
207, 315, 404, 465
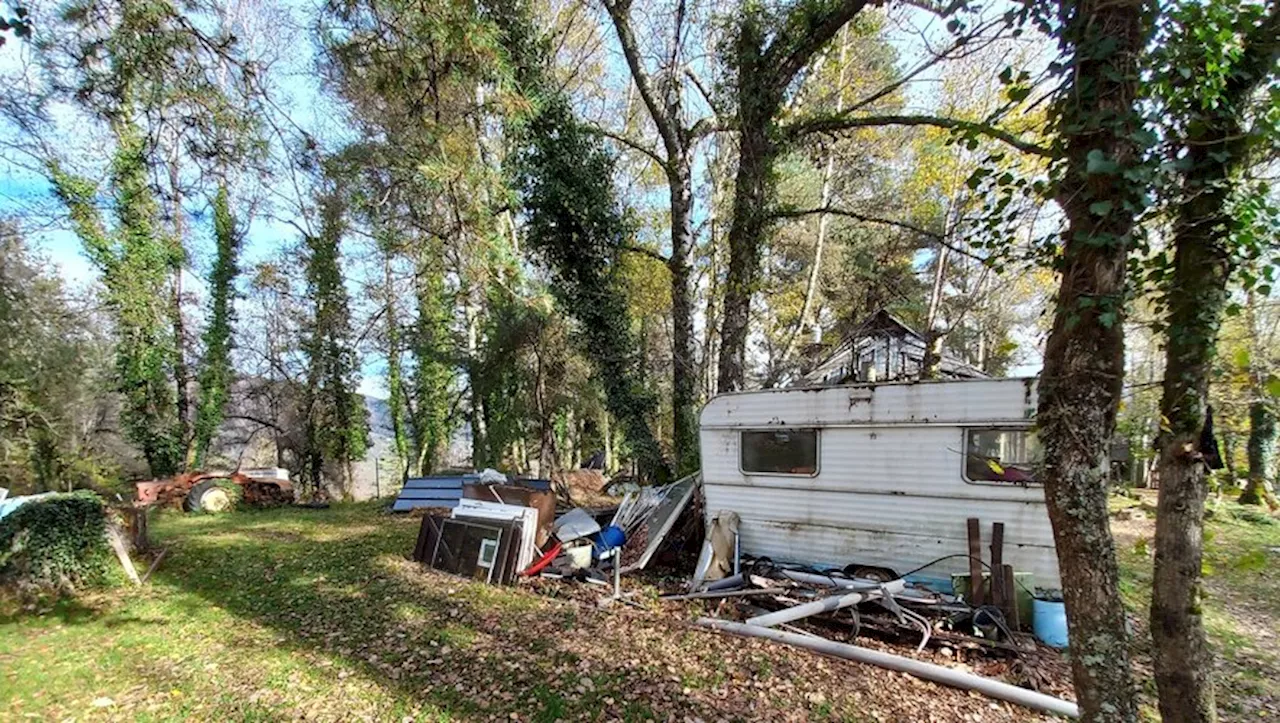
741, 430, 819, 476
964, 428, 1039, 484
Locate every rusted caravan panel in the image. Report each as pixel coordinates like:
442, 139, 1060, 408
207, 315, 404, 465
699, 378, 1060, 590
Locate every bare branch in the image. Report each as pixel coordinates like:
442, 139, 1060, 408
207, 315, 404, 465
588, 127, 668, 168
684, 67, 722, 120
786, 113, 1054, 157
766, 0, 870, 91
620, 243, 671, 265
602, 0, 681, 161
771, 205, 989, 262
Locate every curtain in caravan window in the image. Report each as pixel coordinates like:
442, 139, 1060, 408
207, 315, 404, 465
965, 429, 1039, 484
741, 430, 818, 475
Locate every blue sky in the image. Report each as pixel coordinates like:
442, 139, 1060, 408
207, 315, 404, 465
0, 0, 1047, 394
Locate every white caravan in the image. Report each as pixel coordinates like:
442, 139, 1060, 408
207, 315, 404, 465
699, 377, 1060, 591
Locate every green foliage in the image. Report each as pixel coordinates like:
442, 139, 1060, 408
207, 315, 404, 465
494, 0, 671, 481
0, 491, 111, 598
407, 236, 454, 475
59, 0, 265, 168
48, 122, 184, 478
510, 95, 671, 482
301, 193, 370, 494
193, 186, 241, 468
0, 225, 117, 493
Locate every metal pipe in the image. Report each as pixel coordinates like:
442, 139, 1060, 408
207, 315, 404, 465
747, 580, 906, 628
778, 569, 884, 589
705, 573, 746, 592
696, 618, 1078, 719
661, 587, 790, 602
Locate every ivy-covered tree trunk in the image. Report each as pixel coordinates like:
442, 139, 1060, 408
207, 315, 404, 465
1242, 400, 1276, 505
496, 0, 673, 481
302, 194, 369, 498
716, 0, 867, 393
1036, 0, 1150, 718
718, 117, 776, 393
382, 249, 410, 478
49, 121, 185, 478
1151, 216, 1229, 723
192, 186, 240, 468
409, 237, 453, 477
1152, 6, 1280, 718
601, 0, 700, 473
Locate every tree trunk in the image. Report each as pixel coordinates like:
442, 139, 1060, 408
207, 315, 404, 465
778, 25, 848, 378
1242, 400, 1276, 505
1242, 292, 1278, 507
715, 1, 867, 393
669, 158, 699, 475
703, 195, 722, 399
602, 408, 614, 474
602, 0, 699, 474
464, 292, 488, 470
167, 144, 194, 470
920, 244, 949, 380
384, 253, 410, 475
1151, 7, 1280, 717
1036, 0, 1149, 719
1151, 197, 1230, 723
718, 119, 776, 393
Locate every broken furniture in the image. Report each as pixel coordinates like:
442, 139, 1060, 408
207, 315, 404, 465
462, 482, 555, 545
453, 499, 539, 572
413, 516, 524, 585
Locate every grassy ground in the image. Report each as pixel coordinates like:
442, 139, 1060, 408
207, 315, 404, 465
1, 496, 1276, 721
1110, 490, 1280, 720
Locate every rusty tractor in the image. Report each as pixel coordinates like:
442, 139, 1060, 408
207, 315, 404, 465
135, 468, 294, 513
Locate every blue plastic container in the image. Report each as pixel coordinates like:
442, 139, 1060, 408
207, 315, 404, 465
591, 525, 627, 558
1033, 598, 1069, 648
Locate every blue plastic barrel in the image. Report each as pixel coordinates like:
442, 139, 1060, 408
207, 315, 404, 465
1033, 598, 1069, 648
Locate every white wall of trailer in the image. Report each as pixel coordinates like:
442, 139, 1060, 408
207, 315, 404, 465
699, 378, 1062, 590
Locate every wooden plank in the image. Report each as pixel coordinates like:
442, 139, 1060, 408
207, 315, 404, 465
990, 522, 1006, 612
106, 523, 140, 585
1003, 564, 1020, 631
966, 517, 984, 607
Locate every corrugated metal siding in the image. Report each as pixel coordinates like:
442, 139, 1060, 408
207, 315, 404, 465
392, 475, 478, 512
699, 379, 1061, 590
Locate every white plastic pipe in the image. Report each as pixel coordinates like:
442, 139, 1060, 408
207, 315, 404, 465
696, 618, 1079, 719
747, 579, 906, 628
779, 569, 884, 589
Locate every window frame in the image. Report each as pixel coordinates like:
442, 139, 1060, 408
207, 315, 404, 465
739, 428, 821, 478
961, 426, 1041, 487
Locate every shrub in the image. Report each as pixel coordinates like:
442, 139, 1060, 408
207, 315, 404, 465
0, 491, 111, 598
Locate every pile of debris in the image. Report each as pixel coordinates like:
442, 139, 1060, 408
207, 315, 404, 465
407, 472, 698, 593
666, 560, 1077, 718
401, 473, 1077, 718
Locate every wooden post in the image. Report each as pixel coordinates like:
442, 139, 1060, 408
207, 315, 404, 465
1003, 563, 1020, 631
966, 517, 984, 606
128, 506, 150, 553
990, 522, 1006, 613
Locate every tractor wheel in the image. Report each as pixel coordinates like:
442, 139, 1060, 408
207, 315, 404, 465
184, 480, 234, 513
